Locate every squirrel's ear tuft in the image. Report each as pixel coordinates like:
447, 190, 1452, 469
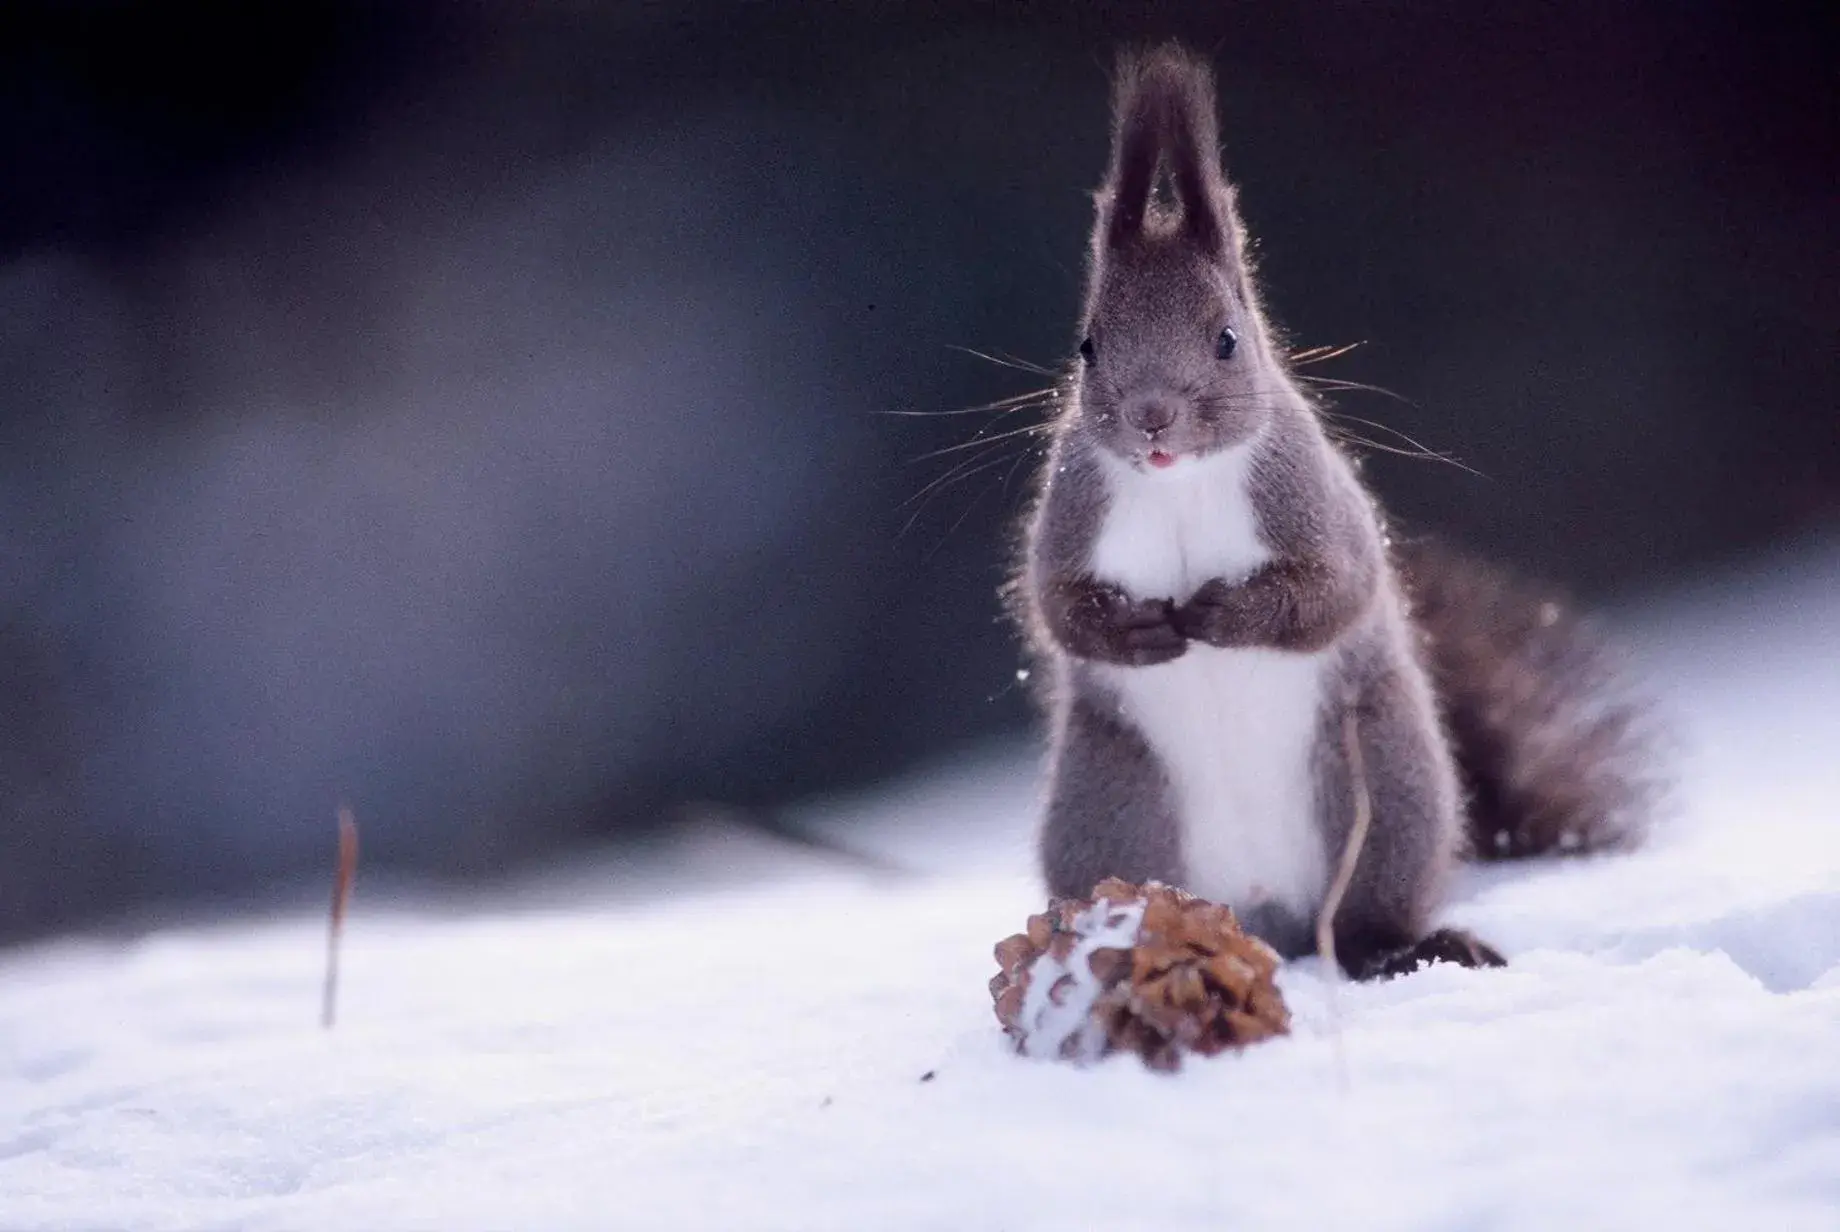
1099, 58, 1164, 249
1097, 43, 1233, 260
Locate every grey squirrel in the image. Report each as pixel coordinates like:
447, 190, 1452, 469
1014, 44, 1658, 979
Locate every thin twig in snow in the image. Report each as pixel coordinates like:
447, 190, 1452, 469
321, 806, 359, 1030
1317, 703, 1373, 1087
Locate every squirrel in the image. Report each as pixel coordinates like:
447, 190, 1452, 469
1013, 44, 1659, 980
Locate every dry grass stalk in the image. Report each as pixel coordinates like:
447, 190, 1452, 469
1315, 705, 1373, 1082
321, 805, 359, 1029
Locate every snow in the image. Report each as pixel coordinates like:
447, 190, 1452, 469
4, 545, 1840, 1231
1013, 895, 1146, 1061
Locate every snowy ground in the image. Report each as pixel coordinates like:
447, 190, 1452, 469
4, 544, 1839, 1232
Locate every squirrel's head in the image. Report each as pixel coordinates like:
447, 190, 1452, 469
1074, 45, 1281, 473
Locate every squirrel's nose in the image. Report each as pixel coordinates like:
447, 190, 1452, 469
1126, 398, 1177, 439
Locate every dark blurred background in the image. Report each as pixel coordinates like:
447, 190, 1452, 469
2, 0, 1833, 943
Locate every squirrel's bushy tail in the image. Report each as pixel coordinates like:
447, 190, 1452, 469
1399, 540, 1664, 860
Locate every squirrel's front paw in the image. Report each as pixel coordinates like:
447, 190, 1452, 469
1051, 580, 1186, 666
1102, 593, 1188, 666
1172, 578, 1255, 647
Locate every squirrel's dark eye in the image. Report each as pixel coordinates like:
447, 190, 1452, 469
1078, 337, 1096, 366
1215, 327, 1239, 360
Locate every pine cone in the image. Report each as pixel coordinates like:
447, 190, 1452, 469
990, 878, 1289, 1071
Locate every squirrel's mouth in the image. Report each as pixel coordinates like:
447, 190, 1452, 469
1147, 450, 1178, 469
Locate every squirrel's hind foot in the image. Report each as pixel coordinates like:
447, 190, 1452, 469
1353, 927, 1506, 981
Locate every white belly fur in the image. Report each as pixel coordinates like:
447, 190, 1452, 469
1088, 446, 1330, 920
